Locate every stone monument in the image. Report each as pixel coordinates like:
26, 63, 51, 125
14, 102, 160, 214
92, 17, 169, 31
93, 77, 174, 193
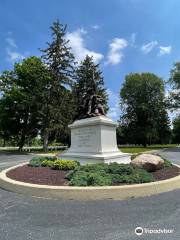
59, 72, 131, 164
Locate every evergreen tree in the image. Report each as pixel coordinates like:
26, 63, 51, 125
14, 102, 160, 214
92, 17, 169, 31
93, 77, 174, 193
73, 55, 108, 119
40, 20, 75, 151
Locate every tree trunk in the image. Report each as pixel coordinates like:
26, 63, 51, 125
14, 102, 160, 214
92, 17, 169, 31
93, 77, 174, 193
3, 138, 6, 147
18, 134, 25, 151
43, 130, 49, 152
143, 142, 147, 147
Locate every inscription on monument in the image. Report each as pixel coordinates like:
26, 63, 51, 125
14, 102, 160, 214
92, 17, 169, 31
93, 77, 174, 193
74, 128, 96, 148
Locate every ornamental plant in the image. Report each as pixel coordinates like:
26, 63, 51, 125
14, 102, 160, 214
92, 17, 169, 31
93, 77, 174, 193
52, 160, 79, 170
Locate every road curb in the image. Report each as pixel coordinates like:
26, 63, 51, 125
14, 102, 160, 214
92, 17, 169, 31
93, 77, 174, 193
0, 162, 180, 200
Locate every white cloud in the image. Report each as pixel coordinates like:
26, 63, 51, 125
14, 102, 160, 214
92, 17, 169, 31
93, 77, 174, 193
6, 37, 17, 48
158, 45, 172, 56
106, 38, 128, 65
141, 41, 158, 54
108, 107, 119, 119
130, 33, 137, 47
66, 28, 103, 63
5, 33, 27, 64
107, 89, 120, 120
91, 25, 100, 30
6, 48, 25, 63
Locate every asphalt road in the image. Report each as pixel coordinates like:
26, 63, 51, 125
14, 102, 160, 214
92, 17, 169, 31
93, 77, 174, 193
0, 148, 179, 240
158, 147, 180, 165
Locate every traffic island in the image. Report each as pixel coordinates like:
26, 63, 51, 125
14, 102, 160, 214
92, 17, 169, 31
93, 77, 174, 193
0, 162, 179, 200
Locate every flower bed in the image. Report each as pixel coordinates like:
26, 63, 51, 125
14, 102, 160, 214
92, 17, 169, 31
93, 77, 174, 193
6, 156, 180, 187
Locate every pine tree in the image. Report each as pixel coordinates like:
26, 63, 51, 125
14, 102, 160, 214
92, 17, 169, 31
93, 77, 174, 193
40, 20, 75, 151
73, 55, 108, 119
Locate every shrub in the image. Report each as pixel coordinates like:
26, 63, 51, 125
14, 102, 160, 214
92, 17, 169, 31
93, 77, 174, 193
65, 170, 75, 180
111, 174, 124, 184
123, 169, 153, 184
68, 162, 153, 186
29, 156, 46, 167
69, 171, 89, 186
44, 156, 57, 161
87, 173, 112, 186
108, 163, 134, 175
41, 160, 54, 168
52, 160, 79, 170
163, 159, 173, 168
69, 171, 112, 186
74, 163, 134, 175
110, 168, 153, 184
29, 156, 57, 167
75, 163, 109, 173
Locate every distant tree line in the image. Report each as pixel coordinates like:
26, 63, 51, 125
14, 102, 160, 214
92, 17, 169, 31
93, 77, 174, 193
0, 20, 179, 150
117, 66, 180, 146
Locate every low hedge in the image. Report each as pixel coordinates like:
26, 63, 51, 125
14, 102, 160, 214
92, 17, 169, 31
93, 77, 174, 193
41, 160, 54, 168
66, 163, 154, 186
75, 163, 134, 175
69, 171, 112, 186
52, 160, 79, 170
29, 156, 57, 167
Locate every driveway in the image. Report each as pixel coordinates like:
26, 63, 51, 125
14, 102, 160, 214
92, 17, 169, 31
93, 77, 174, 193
0, 149, 179, 240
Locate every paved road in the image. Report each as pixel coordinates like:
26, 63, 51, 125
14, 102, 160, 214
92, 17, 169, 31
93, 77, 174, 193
0, 149, 179, 240
158, 147, 180, 165
0, 151, 33, 170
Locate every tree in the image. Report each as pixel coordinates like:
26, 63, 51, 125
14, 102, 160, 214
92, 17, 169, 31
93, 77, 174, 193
0, 57, 49, 150
120, 73, 171, 146
73, 55, 108, 119
40, 20, 75, 151
172, 116, 180, 143
169, 62, 180, 109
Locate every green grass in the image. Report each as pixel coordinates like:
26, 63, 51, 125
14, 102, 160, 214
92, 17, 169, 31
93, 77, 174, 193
0, 144, 177, 155
120, 144, 176, 154
0, 147, 64, 155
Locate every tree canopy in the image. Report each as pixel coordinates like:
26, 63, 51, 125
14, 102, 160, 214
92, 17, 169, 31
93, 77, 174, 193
0, 56, 48, 150
0, 20, 176, 149
119, 73, 171, 146
172, 116, 180, 143
169, 62, 180, 109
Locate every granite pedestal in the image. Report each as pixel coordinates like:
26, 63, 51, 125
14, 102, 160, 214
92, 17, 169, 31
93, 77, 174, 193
59, 116, 131, 164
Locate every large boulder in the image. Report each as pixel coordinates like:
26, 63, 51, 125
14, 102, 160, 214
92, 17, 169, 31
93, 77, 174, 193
131, 154, 164, 172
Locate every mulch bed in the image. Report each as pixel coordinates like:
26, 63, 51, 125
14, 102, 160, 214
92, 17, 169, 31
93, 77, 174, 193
152, 166, 180, 181
6, 164, 180, 186
7, 165, 69, 186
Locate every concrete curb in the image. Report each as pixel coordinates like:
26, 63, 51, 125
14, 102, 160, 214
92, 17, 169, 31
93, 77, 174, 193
0, 162, 179, 200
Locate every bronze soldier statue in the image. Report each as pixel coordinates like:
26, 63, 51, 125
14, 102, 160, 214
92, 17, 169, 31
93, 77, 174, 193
78, 71, 105, 119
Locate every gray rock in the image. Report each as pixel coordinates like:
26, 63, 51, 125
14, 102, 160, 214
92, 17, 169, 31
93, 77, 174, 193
131, 153, 164, 172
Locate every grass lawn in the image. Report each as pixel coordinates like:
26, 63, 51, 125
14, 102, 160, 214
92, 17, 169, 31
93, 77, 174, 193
0, 144, 177, 155
120, 144, 177, 154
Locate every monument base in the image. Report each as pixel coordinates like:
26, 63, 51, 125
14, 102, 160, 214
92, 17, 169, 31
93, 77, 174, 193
60, 151, 131, 165
59, 116, 131, 165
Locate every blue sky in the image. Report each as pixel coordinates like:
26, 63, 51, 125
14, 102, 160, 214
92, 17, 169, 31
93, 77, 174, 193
0, 0, 180, 120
